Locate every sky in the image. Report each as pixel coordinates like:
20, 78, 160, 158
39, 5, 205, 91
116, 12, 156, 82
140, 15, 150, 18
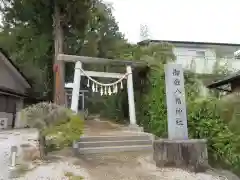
104, 0, 240, 44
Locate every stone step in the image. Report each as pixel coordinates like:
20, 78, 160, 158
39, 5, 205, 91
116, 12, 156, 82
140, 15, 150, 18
79, 135, 152, 142
75, 145, 153, 154
77, 140, 152, 148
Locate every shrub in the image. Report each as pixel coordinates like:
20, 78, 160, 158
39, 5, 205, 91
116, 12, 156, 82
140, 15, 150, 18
137, 65, 240, 173
134, 62, 240, 173
20, 102, 84, 151
137, 67, 240, 172
20, 102, 72, 131
188, 98, 240, 172
217, 93, 240, 135
137, 67, 168, 137
43, 114, 84, 151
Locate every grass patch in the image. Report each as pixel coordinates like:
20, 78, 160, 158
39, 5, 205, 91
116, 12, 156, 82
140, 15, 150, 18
43, 114, 84, 152
9, 164, 30, 178
64, 171, 84, 180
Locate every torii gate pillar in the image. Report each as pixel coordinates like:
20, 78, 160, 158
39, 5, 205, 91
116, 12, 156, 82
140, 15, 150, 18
71, 61, 82, 112
126, 65, 137, 125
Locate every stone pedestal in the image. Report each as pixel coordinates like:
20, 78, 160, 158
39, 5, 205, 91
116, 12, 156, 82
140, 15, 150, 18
153, 139, 209, 172
16, 129, 44, 163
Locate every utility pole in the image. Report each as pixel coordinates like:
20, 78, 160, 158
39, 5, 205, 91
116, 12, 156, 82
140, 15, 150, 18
53, 1, 65, 105
140, 24, 150, 41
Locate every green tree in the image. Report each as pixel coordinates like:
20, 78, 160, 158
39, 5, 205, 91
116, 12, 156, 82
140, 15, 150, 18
0, 0, 125, 99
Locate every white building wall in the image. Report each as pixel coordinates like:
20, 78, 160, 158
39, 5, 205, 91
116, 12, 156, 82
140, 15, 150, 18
173, 47, 216, 74
173, 47, 217, 97
225, 58, 240, 72
173, 46, 240, 74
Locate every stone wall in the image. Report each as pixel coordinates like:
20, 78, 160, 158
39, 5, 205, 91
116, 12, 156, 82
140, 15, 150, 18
14, 98, 26, 128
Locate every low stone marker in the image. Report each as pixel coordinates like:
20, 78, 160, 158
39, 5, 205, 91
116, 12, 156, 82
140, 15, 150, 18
10, 146, 18, 168
153, 63, 209, 172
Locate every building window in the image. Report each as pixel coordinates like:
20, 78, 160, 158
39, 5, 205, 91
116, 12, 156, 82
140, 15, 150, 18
6, 96, 16, 113
0, 95, 17, 113
196, 51, 205, 57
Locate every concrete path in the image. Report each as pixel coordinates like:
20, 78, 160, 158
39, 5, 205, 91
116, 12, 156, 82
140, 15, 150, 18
0, 136, 12, 179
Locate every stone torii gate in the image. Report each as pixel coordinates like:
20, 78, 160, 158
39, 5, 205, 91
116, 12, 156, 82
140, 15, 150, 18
57, 54, 146, 128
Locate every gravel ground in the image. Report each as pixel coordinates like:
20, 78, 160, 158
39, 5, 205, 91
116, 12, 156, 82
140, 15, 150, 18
13, 161, 90, 180
9, 150, 236, 180
0, 126, 238, 179
0, 129, 39, 180
73, 151, 232, 180
0, 142, 238, 180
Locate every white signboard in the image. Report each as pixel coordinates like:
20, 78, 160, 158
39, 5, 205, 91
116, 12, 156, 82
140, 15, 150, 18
164, 63, 188, 140
0, 118, 8, 129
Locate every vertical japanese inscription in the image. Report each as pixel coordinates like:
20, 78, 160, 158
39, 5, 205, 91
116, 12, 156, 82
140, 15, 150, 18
164, 63, 188, 140
172, 68, 184, 127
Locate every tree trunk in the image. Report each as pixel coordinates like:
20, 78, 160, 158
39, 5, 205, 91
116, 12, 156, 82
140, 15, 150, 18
53, 2, 65, 106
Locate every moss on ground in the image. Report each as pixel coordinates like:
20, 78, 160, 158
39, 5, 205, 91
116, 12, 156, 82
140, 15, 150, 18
64, 171, 84, 180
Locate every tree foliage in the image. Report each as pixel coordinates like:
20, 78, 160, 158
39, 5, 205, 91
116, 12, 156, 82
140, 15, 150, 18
0, 0, 125, 98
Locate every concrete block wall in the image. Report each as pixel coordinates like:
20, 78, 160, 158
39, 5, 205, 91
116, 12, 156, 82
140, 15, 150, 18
15, 98, 26, 128
0, 98, 26, 130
